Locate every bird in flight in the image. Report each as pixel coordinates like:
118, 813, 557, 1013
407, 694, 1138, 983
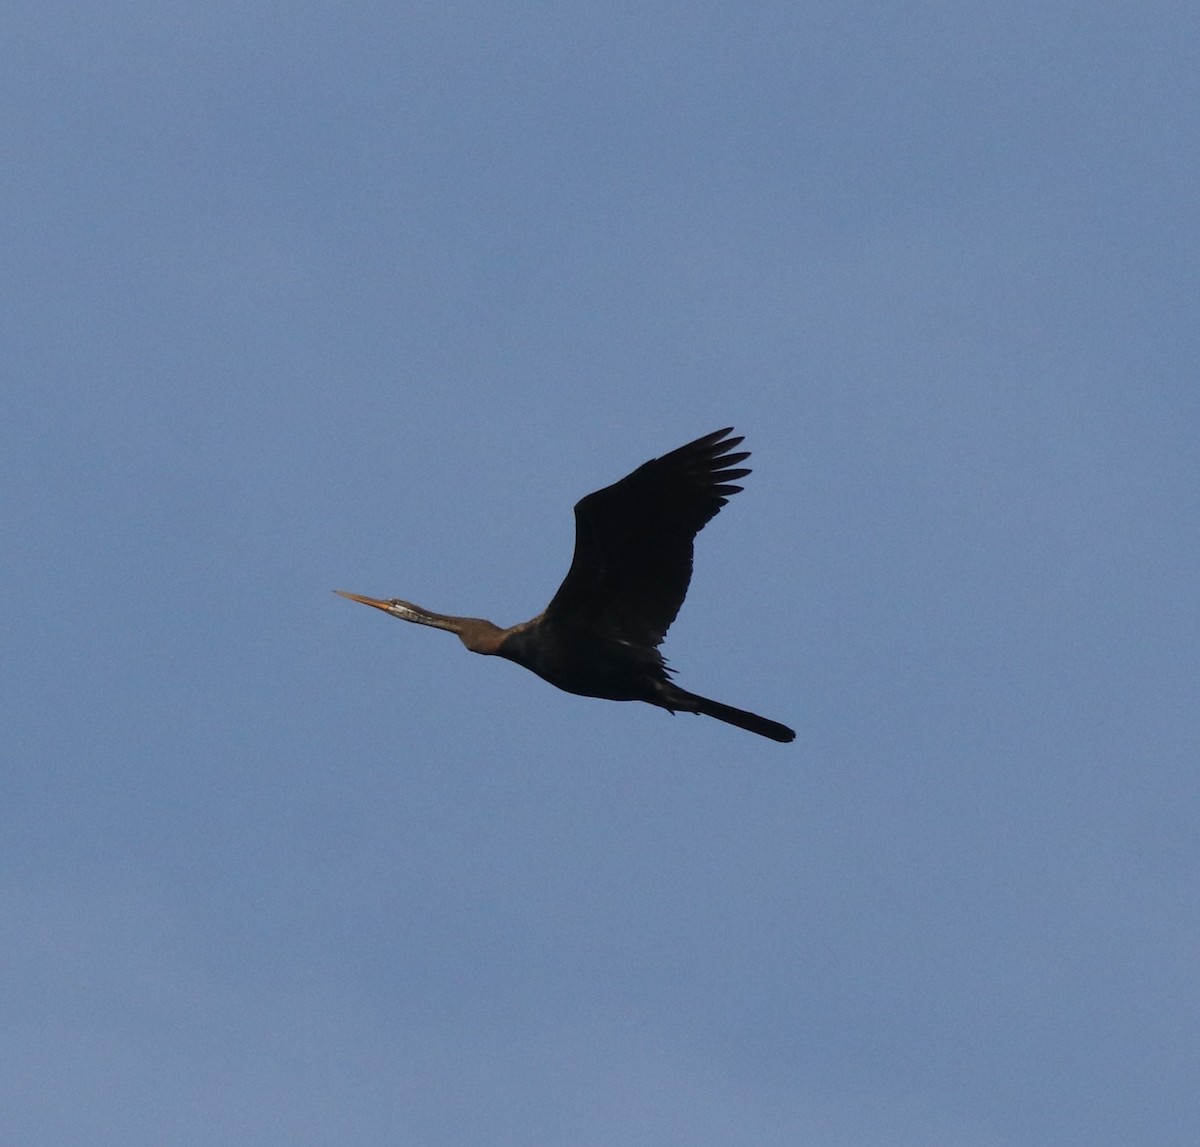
337, 428, 795, 743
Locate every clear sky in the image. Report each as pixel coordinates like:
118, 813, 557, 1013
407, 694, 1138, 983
4, 3, 1198, 1144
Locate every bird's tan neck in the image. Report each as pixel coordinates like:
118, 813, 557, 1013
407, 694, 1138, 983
387, 600, 510, 655
452, 616, 511, 655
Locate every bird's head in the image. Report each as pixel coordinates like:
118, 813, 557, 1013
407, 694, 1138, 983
334, 590, 429, 623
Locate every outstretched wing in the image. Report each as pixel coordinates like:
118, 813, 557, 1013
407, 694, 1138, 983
543, 428, 751, 647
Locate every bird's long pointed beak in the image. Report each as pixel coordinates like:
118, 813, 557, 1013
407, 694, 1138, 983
334, 589, 394, 613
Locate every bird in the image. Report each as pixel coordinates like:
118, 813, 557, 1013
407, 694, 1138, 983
336, 428, 795, 743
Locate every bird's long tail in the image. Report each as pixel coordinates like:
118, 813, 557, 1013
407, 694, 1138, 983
673, 689, 795, 743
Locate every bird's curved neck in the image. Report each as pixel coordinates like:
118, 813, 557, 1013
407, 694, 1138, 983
390, 601, 510, 655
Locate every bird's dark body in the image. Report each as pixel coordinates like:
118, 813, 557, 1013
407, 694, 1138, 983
337, 428, 795, 743
497, 624, 666, 702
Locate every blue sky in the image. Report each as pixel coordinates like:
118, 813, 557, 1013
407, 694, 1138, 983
4, 3, 1198, 1144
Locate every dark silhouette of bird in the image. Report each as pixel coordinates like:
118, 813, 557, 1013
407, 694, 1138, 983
337, 428, 795, 743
